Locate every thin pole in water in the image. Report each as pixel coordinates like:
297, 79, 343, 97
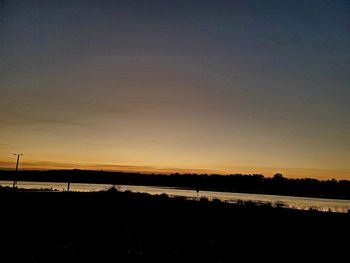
13, 153, 23, 188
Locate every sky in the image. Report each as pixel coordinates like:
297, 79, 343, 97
1, 0, 350, 179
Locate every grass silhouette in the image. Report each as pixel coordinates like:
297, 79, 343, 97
0, 188, 349, 262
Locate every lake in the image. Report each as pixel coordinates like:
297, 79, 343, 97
1, 180, 350, 213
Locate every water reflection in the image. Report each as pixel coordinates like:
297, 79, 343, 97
1, 181, 350, 213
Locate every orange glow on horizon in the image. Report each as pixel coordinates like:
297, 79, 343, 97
0, 160, 349, 180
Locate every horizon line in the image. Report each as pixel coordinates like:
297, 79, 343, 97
0, 163, 349, 181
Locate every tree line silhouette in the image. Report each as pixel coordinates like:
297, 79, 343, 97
0, 169, 349, 199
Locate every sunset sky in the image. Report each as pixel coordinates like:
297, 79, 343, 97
1, 0, 349, 179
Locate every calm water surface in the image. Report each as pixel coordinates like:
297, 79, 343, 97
1, 180, 350, 213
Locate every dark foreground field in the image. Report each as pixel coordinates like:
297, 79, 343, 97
0, 188, 349, 262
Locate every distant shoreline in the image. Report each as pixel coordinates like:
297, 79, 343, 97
1, 169, 350, 200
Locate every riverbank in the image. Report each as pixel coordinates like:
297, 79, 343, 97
2, 182, 350, 212
0, 188, 349, 262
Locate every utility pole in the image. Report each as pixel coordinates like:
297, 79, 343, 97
13, 153, 23, 188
